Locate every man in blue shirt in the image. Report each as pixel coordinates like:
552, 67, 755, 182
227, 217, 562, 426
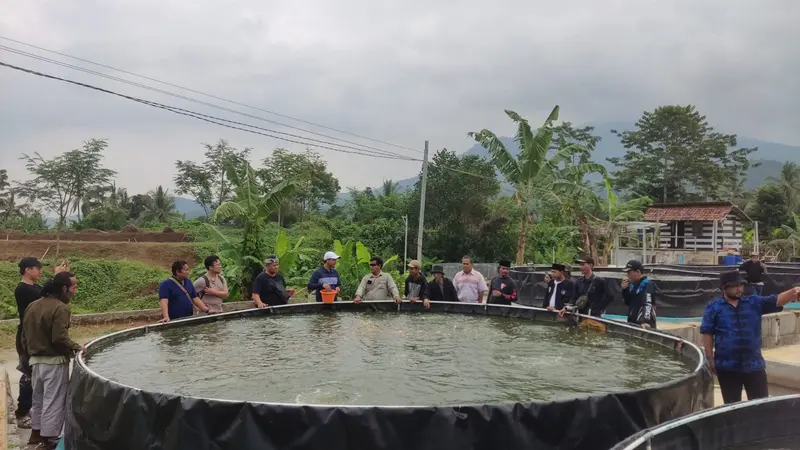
307, 251, 342, 302
158, 260, 214, 323
700, 270, 799, 404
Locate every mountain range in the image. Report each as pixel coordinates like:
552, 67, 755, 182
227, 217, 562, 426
175, 122, 800, 216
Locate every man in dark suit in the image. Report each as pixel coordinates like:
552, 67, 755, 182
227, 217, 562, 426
427, 264, 459, 302
542, 263, 577, 311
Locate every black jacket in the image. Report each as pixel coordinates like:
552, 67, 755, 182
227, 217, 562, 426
427, 278, 459, 302
542, 278, 577, 310
488, 276, 517, 305
622, 277, 657, 327
575, 274, 611, 314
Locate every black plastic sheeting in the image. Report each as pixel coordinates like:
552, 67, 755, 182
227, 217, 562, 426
510, 268, 721, 318
611, 394, 800, 450
512, 265, 800, 318
65, 302, 712, 450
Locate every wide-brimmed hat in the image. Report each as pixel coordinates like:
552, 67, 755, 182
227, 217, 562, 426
720, 271, 746, 289
431, 264, 445, 274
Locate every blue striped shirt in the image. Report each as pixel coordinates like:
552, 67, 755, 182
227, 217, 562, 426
700, 295, 780, 372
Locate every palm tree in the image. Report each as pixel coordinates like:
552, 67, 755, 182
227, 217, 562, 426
139, 185, 179, 224
768, 162, 800, 212
380, 179, 400, 197
468, 105, 605, 264
210, 160, 298, 297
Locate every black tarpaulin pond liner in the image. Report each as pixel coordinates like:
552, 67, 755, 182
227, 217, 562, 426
65, 302, 713, 450
611, 394, 800, 450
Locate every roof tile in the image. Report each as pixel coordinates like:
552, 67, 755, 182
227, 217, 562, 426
643, 204, 733, 222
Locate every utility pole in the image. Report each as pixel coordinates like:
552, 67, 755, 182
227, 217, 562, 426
402, 214, 408, 273
416, 141, 429, 262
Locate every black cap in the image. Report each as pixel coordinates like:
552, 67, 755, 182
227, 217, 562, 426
19, 257, 46, 272
623, 260, 644, 272
431, 264, 445, 274
551, 263, 567, 272
575, 256, 595, 265
720, 271, 746, 288
498, 260, 512, 268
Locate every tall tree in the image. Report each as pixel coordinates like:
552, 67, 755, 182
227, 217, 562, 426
768, 162, 800, 212
139, 186, 179, 224
608, 105, 757, 203
380, 180, 400, 197
174, 139, 251, 217
406, 149, 502, 262
259, 148, 340, 225
468, 106, 605, 264
551, 122, 603, 167
746, 184, 793, 236
18, 139, 116, 230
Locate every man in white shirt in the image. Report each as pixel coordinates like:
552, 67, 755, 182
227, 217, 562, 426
453, 256, 488, 303
542, 263, 576, 311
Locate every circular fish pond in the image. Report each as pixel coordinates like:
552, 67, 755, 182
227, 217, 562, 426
66, 302, 712, 450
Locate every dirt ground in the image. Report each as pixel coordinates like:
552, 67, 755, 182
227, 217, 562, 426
0, 240, 197, 267
0, 230, 188, 242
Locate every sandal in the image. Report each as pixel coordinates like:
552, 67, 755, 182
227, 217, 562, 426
16, 414, 32, 429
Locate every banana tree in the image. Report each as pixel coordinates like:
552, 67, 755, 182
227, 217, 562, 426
332, 239, 399, 299
468, 105, 605, 264
588, 178, 653, 265
209, 160, 298, 297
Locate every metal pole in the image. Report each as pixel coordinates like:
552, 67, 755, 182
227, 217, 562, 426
712, 220, 718, 263
416, 141, 429, 261
754, 221, 760, 255
402, 214, 408, 272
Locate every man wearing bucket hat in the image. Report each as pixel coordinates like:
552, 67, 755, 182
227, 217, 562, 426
621, 260, 657, 329
700, 271, 800, 404
427, 265, 458, 302
307, 251, 342, 302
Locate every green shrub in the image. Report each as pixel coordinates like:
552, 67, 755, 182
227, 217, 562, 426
0, 259, 168, 320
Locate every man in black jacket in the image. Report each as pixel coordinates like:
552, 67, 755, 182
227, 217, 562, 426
573, 256, 611, 317
427, 265, 458, 302
543, 263, 577, 311
739, 253, 767, 295
622, 260, 657, 329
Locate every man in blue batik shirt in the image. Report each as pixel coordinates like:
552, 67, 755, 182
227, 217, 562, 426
701, 270, 800, 404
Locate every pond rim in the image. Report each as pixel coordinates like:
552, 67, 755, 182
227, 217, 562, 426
75, 301, 707, 409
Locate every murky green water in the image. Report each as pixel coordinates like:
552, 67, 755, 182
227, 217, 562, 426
87, 312, 694, 405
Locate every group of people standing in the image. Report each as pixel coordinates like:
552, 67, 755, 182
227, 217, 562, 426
14, 257, 82, 449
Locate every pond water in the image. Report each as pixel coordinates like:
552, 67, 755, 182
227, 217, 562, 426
87, 312, 695, 406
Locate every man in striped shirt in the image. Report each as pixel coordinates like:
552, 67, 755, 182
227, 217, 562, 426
453, 256, 488, 303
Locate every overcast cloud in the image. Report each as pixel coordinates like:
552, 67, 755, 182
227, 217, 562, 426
1, 0, 798, 196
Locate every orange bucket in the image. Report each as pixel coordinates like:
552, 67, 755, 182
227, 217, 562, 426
321, 290, 336, 304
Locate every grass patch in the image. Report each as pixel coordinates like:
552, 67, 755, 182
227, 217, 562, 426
0, 320, 154, 352
0, 258, 168, 320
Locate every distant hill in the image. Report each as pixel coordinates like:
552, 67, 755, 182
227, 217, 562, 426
174, 197, 206, 219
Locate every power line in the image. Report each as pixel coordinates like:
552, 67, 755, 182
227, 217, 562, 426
0, 44, 415, 161
0, 35, 423, 156
0, 60, 417, 161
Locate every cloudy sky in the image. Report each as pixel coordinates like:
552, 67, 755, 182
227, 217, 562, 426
1, 0, 798, 196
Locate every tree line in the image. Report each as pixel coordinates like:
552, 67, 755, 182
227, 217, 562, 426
2, 104, 800, 263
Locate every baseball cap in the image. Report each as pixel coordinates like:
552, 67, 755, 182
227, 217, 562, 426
323, 251, 340, 261
407, 260, 422, 269
19, 257, 46, 274
264, 255, 279, 265
623, 260, 644, 272
575, 256, 595, 265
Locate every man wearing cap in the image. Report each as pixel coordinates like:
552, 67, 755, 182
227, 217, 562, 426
13, 257, 67, 431
427, 264, 459, 302
308, 251, 342, 302
252, 255, 295, 308
542, 263, 576, 311
739, 253, 767, 295
621, 260, 657, 329
404, 260, 431, 308
354, 256, 401, 304
573, 256, 611, 317
453, 256, 488, 303
488, 260, 517, 305
701, 271, 800, 404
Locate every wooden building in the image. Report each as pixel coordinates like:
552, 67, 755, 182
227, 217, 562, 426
641, 202, 751, 264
